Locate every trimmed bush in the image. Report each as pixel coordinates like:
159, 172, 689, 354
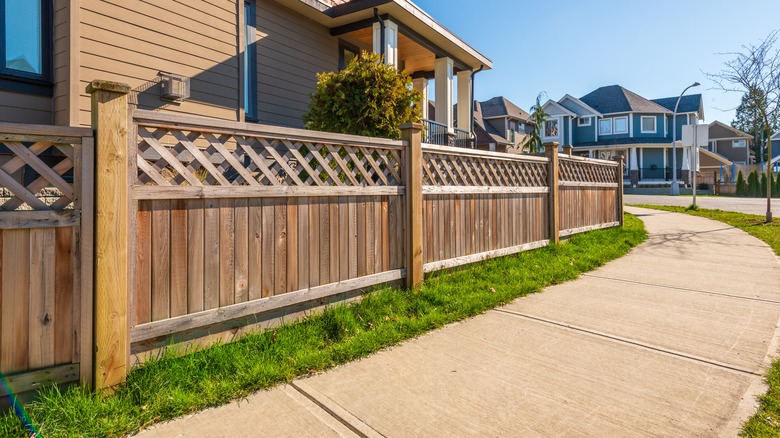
304, 51, 422, 140
748, 170, 760, 197
736, 170, 747, 196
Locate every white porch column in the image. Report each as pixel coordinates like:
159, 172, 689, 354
412, 77, 429, 120
373, 20, 399, 66
629, 147, 638, 171
434, 57, 454, 133
682, 147, 690, 170
456, 70, 472, 131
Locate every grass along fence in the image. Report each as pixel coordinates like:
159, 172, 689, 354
0, 80, 623, 398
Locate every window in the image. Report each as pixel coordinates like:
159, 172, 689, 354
640, 116, 656, 133
1, 0, 51, 94
577, 117, 591, 127
544, 119, 559, 137
339, 40, 360, 70
243, 0, 257, 121
733, 139, 747, 148
613, 116, 628, 134
599, 119, 612, 135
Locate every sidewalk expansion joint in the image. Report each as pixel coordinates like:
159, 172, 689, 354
581, 274, 780, 305
291, 380, 386, 438
492, 308, 761, 377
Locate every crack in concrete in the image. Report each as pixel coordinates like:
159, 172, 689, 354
581, 274, 780, 305
492, 308, 762, 377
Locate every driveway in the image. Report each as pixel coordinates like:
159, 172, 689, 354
139, 207, 780, 437
625, 194, 774, 216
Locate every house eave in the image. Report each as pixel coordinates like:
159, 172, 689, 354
284, 0, 493, 70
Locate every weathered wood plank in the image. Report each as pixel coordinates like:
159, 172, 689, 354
135, 203, 152, 325
151, 200, 171, 321
131, 270, 407, 343
170, 200, 188, 318
132, 185, 405, 200
273, 199, 287, 296
203, 199, 221, 310
319, 198, 330, 284
54, 228, 74, 365
308, 198, 320, 288
261, 199, 275, 298
219, 199, 235, 307
234, 199, 249, 303
2, 230, 29, 373
338, 197, 349, 281
248, 198, 263, 301
187, 200, 205, 314
28, 229, 55, 369
286, 198, 298, 293
297, 198, 309, 290
0, 210, 80, 229
0, 363, 80, 397
329, 200, 340, 283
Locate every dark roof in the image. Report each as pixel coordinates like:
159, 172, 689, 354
651, 94, 702, 114
473, 102, 511, 146
573, 137, 673, 148
478, 97, 531, 121
580, 85, 671, 115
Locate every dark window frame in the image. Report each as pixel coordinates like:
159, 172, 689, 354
243, 0, 258, 122
0, 0, 53, 96
338, 40, 360, 70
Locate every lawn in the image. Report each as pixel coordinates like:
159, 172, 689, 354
0, 213, 646, 438
632, 204, 780, 438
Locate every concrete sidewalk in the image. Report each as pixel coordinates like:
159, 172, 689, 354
625, 194, 774, 216
139, 207, 780, 437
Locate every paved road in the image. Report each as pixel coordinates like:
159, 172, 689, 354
139, 207, 780, 437
625, 194, 774, 216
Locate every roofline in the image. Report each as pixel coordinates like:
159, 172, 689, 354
542, 99, 576, 117
559, 94, 603, 117
709, 120, 752, 138
772, 131, 780, 140
325, 0, 493, 69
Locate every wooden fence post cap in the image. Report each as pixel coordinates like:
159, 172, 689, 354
542, 142, 559, 150
400, 122, 424, 132
86, 80, 131, 95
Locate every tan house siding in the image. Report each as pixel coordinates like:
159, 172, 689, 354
714, 139, 750, 163
53, 0, 73, 126
76, 0, 241, 126
256, 0, 338, 127
0, 91, 52, 124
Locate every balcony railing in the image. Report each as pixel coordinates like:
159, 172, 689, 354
639, 168, 683, 181
422, 119, 475, 148
454, 128, 475, 149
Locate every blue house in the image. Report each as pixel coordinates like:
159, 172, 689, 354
541, 85, 708, 186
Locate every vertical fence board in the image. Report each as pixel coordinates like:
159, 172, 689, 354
203, 199, 220, 310
187, 200, 205, 313
135, 204, 152, 325
54, 228, 74, 365
308, 199, 320, 288
319, 198, 330, 284
338, 198, 349, 281
248, 198, 263, 301
2, 230, 30, 373
28, 229, 56, 370
286, 198, 298, 293
329, 200, 340, 283
234, 199, 250, 303
261, 199, 275, 298
170, 200, 188, 318
219, 199, 235, 307
297, 198, 309, 290
273, 199, 287, 296
151, 200, 171, 321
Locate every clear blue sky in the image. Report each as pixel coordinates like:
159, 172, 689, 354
414, 0, 780, 124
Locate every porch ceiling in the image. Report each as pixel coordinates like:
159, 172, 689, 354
347, 27, 435, 74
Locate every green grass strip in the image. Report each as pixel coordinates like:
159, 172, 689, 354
0, 214, 646, 438
632, 204, 780, 437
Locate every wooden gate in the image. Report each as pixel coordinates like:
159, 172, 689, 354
0, 123, 93, 404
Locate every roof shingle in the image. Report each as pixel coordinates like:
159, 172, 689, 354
580, 85, 671, 114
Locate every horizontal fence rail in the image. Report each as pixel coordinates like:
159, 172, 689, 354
0, 122, 93, 401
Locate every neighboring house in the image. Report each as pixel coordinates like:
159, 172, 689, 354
707, 121, 753, 165
454, 96, 533, 152
541, 85, 706, 186
771, 132, 780, 166
1, 0, 491, 142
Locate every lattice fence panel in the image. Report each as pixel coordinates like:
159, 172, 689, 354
559, 158, 616, 184
0, 140, 77, 211
422, 152, 548, 187
135, 125, 404, 187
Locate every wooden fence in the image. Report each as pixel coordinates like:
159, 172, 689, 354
0, 80, 622, 396
0, 123, 93, 403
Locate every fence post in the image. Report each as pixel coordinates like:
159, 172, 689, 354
87, 80, 131, 391
402, 122, 424, 289
563, 145, 573, 156
613, 156, 624, 227
544, 142, 560, 244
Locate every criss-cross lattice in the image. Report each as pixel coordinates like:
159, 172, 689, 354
0, 140, 76, 211
559, 158, 616, 184
136, 125, 404, 187
422, 152, 548, 187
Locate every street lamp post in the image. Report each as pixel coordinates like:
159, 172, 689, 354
671, 82, 700, 196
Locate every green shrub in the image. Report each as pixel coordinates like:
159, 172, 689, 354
304, 51, 422, 140
776, 171, 780, 197
761, 171, 768, 197
736, 170, 747, 196
748, 170, 760, 197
